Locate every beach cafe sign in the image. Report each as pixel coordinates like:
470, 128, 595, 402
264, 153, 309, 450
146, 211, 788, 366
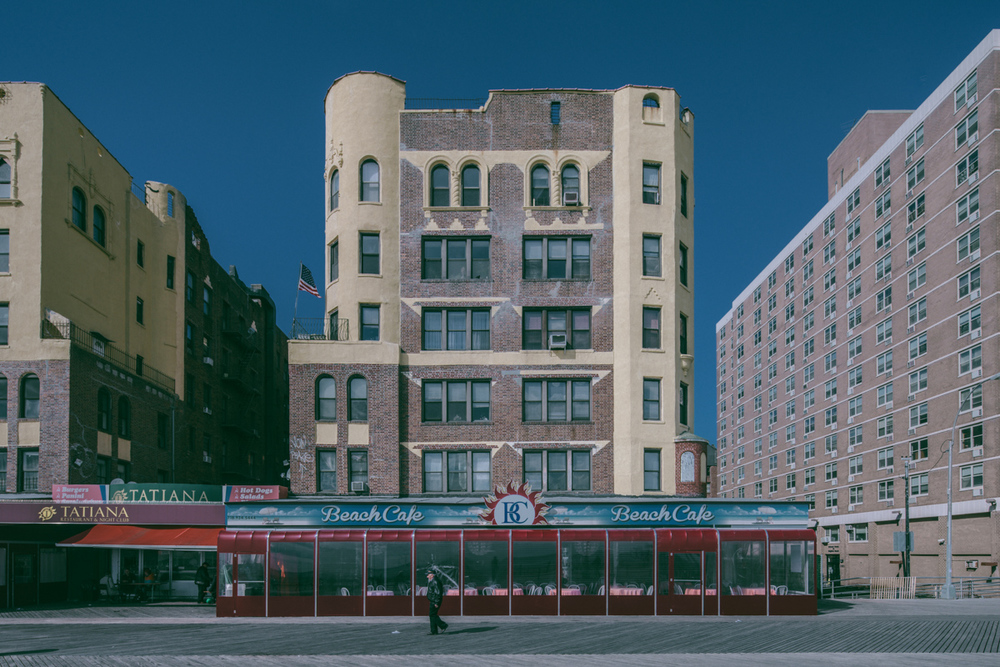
225, 483, 810, 529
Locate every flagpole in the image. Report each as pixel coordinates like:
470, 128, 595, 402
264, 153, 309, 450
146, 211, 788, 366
293, 262, 302, 335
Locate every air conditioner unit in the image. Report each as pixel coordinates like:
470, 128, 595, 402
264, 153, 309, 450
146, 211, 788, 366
848, 417, 854, 425
906, 190, 913, 199
351, 481, 367, 493
972, 368, 982, 379
848, 475, 855, 483
848, 357, 854, 367
790, 462, 796, 469
905, 156, 912, 166
831, 506, 839, 514
971, 329, 981, 340
203, 356, 214, 366
203, 452, 211, 463
970, 289, 980, 300
846, 299, 853, 308
970, 210, 979, 222
906, 224, 913, 233
203, 407, 212, 415
563, 191, 580, 206
845, 242, 852, 251
968, 132, 978, 145
887, 434, 893, 442
908, 428, 916, 435
968, 171, 977, 184
886, 499, 894, 507
968, 93, 977, 106
907, 394, 915, 402
885, 401, 893, 410
906, 258, 913, 266
971, 250, 980, 261
971, 408, 983, 418
848, 445, 855, 453
972, 447, 983, 458
973, 488, 983, 497
907, 326, 915, 334
907, 360, 915, 368
848, 505, 856, 512
548, 332, 567, 349
887, 467, 894, 474
886, 369, 893, 377
847, 387, 853, 395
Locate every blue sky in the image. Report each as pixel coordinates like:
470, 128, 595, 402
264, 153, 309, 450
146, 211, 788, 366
5, 1, 999, 440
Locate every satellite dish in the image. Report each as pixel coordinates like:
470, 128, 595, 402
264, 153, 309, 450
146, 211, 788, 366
110, 478, 125, 485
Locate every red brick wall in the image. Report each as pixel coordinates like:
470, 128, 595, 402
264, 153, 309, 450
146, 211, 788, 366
674, 439, 708, 497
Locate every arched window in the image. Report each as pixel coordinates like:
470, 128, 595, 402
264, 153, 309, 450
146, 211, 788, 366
93, 206, 106, 247
316, 376, 336, 421
430, 164, 450, 207
561, 165, 580, 206
642, 95, 660, 109
118, 397, 131, 438
0, 374, 7, 419
530, 164, 550, 206
348, 376, 368, 422
19, 374, 39, 419
461, 164, 481, 207
680, 451, 696, 483
72, 187, 87, 230
97, 388, 111, 432
329, 170, 340, 211
0, 157, 11, 199
360, 159, 380, 202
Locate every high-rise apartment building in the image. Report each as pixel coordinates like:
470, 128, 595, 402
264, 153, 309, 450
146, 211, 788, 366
715, 32, 999, 582
0, 82, 289, 494
288, 72, 706, 498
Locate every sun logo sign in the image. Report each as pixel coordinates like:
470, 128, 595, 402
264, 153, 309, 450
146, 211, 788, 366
480, 481, 550, 526
38, 506, 58, 521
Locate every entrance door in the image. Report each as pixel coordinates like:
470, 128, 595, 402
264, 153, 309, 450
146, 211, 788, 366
657, 552, 703, 615
11, 545, 37, 608
826, 553, 841, 588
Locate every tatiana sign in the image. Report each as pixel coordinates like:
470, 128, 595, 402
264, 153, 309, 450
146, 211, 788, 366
2, 502, 225, 525
226, 494, 808, 530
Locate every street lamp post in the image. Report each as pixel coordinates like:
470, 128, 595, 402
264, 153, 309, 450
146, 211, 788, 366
900, 456, 911, 578
943, 371, 1000, 600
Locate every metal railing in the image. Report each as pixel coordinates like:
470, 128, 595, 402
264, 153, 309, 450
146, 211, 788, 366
824, 576, 1000, 600
130, 180, 146, 203
42, 319, 175, 393
291, 318, 350, 341
405, 98, 485, 110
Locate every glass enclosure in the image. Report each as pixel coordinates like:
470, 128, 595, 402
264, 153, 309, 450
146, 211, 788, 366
512, 540, 557, 595
610, 540, 652, 594
415, 540, 461, 595
367, 541, 411, 596
237, 553, 265, 596
318, 541, 363, 597
721, 540, 766, 595
464, 539, 508, 594
269, 542, 314, 597
561, 540, 604, 595
770, 540, 814, 595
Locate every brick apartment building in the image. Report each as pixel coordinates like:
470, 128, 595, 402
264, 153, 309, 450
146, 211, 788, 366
288, 72, 708, 498
714, 31, 1000, 583
0, 82, 289, 494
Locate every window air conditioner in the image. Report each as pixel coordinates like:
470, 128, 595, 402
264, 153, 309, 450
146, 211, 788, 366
906, 190, 913, 199
548, 332, 568, 349
968, 132, 978, 145
971, 329, 981, 340
203, 452, 211, 463
351, 481, 367, 493
968, 93, 977, 106
203, 407, 212, 415
908, 428, 916, 435
971, 289, 980, 300
973, 488, 983, 497
203, 356, 214, 366
905, 156, 912, 166
972, 368, 982, 379
906, 258, 913, 266
886, 499, 894, 507
907, 326, 915, 334
972, 447, 983, 458
908, 394, 915, 402
848, 475, 854, 483
968, 172, 977, 184
971, 250, 980, 261
831, 506, 838, 514
563, 192, 580, 206
906, 224, 913, 233
971, 408, 983, 418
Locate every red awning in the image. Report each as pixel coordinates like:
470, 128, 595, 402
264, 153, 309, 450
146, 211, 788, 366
58, 525, 221, 551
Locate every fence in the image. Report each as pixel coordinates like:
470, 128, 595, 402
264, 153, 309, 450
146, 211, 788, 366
825, 576, 1000, 600
41, 319, 175, 393
291, 318, 350, 341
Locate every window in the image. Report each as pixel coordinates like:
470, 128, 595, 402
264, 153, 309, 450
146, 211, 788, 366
641, 235, 661, 277
906, 158, 924, 191
117, 397, 131, 439
823, 242, 835, 265
907, 263, 926, 292
824, 379, 837, 400
958, 227, 980, 262
876, 414, 893, 440
560, 164, 581, 206
822, 213, 835, 237
643, 379, 661, 421
802, 234, 814, 255
523, 378, 591, 422
349, 450, 369, 490
823, 324, 836, 346
959, 385, 982, 413
329, 169, 340, 210
424, 450, 491, 493
524, 450, 591, 492
185, 321, 195, 355
316, 376, 336, 421
678, 312, 688, 354
360, 305, 379, 341
422, 380, 490, 423
824, 407, 837, 428
876, 318, 892, 344
680, 172, 689, 217
825, 462, 837, 482
317, 450, 337, 491
347, 376, 368, 421
528, 163, 551, 206
92, 206, 106, 246
358, 232, 380, 275
909, 403, 928, 428
642, 162, 660, 204
644, 450, 661, 491
422, 308, 490, 351
825, 434, 838, 455
846, 218, 861, 246
360, 159, 379, 202
19, 449, 39, 492
910, 438, 929, 461
523, 237, 590, 280
908, 368, 928, 395
875, 158, 890, 188
875, 286, 891, 313
877, 350, 893, 375
430, 164, 450, 206
958, 345, 981, 376
908, 298, 926, 327
167, 191, 175, 217
960, 423, 983, 450
907, 229, 925, 259
96, 387, 111, 432
907, 193, 925, 223
803, 259, 814, 282
19, 374, 39, 419
910, 472, 929, 497
960, 463, 984, 491
955, 109, 978, 148
71, 187, 86, 230
877, 382, 894, 407
958, 266, 980, 299
326, 240, 339, 282
906, 124, 924, 157
0, 157, 11, 199
643, 307, 661, 349
165, 255, 175, 290
958, 306, 981, 337
877, 447, 893, 470
875, 223, 891, 250
848, 524, 868, 542
955, 70, 978, 110
875, 255, 890, 281
824, 351, 836, 373
135, 297, 144, 325
422, 237, 490, 280
848, 368, 862, 391
523, 308, 590, 350
0, 303, 7, 346
846, 188, 860, 216
135, 239, 145, 268
846, 248, 860, 273
908, 333, 927, 360
957, 149, 978, 186
803, 363, 815, 384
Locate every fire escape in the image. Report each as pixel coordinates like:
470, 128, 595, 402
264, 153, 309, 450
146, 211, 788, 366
221, 317, 261, 479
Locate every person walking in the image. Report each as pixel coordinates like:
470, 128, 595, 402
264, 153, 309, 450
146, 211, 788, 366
426, 569, 448, 635
195, 563, 212, 604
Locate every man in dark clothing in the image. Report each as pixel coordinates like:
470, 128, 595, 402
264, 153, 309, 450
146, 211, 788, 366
195, 563, 211, 604
426, 569, 448, 635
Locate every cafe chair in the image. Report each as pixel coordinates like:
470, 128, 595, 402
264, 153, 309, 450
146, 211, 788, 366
647, 585, 654, 596
340, 587, 350, 596
544, 584, 556, 595
598, 585, 605, 595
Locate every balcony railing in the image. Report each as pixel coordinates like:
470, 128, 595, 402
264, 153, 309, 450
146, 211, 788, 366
42, 319, 175, 393
291, 318, 350, 341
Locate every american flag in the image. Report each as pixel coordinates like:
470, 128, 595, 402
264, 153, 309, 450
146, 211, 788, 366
298, 264, 320, 298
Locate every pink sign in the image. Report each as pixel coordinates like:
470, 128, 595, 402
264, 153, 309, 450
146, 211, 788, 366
225, 485, 288, 502
51, 485, 107, 504
2, 502, 224, 525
